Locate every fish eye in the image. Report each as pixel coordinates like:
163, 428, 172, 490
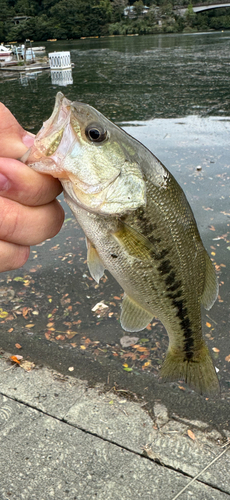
85, 123, 107, 143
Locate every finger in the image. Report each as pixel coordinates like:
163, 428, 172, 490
0, 197, 65, 246
0, 158, 63, 206
0, 103, 35, 158
0, 241, 30, 273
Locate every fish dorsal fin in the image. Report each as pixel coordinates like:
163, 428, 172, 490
201, 251, 219, 310
112, 222, 153, 261
120, 294, 154, 332
86, 238, 105, 284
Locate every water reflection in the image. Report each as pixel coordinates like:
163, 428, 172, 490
0, 32, 230, 426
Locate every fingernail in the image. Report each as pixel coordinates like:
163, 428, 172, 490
22, 133, 35, 148
0, 173, 11, 192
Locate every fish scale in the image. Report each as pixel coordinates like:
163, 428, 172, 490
23, 92, 220, 396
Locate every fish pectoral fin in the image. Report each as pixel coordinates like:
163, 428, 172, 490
86, 238, 105, 284
201, 251, 219, 310
120, 294, 154, 332
112, 222, 153, 261
160, 343, 220, 396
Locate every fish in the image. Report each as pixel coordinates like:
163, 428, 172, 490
22, 92, 220, 395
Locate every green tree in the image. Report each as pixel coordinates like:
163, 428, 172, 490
111, 0, 127, 22
133, 0, 144, 17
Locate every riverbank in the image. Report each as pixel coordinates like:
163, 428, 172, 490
1, 0, 230, 43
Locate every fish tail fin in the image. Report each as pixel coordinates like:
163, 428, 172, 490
160, 343, 220, 396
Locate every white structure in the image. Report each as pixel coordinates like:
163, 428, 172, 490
124, 5, 149, 17
50, 68, 73, 87
49, 51, 71, 70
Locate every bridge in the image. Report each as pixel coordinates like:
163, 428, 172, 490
175, 2, 230, 15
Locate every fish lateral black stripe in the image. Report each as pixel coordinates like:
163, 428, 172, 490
165, 271, 176, 286
167, 289, 182, 300
170, 293, 195, 356
151, 248, 169, 261
156, 255, 195, 357
136, 209, 161, 245
158, 259, 173, 275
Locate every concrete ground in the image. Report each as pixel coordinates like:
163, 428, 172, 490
0, 352, 229, 500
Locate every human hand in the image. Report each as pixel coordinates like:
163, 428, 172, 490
0, 103, 64, 273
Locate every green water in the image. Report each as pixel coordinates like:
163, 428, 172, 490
0, 32, 230, 427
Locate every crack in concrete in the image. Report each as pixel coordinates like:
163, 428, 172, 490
0, 389, 230, 497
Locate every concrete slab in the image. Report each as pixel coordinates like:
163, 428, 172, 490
0, 356, 230, 499
0, 393, 229, 500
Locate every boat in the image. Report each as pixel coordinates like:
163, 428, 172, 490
32, 46, 46, 52
0, 45, 12, 58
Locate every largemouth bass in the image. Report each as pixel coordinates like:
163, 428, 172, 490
22, 92, 220, 395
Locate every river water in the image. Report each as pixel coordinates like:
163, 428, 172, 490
0, 32, 230, 428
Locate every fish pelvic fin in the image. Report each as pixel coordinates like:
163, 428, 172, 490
86, 238, 105, 284
120, 294, 154, 332
201, 251, 219, 310
160, 343, 220, 396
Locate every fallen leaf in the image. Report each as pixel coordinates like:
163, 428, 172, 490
120, 336, 139, 348
212, 347, 220, 353
20, 360, 35, 372
68, 366, 74, 371
187, 429, 195, 441
65, 331, 77, 339
45, 331, 52, 340
140, 354, 150, 360
91, 301, 108, 313
10, 355, 22, 364
134, 346, 150, 354
142, 360, 151, 370
15, 343, 22, 349
22, 307, 30, 317
225, 354, 230, 362
25, 324, 35, 328
121, 352, 137, 360
0, 308, 8, 319
206, 322, 212, 328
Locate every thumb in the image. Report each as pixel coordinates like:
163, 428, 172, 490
0, 102, 35, 158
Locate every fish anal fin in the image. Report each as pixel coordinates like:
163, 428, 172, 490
121, 294, 154, 332
201, 251, 219, 310
86, 238, 105, 284
160, 343, 220, 396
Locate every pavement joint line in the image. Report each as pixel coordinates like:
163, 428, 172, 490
1, 388, 230, 497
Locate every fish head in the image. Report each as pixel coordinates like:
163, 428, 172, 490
23, 92, 146, 215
